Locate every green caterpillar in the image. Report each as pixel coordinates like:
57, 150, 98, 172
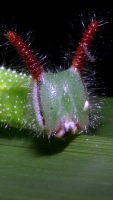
0, 20, 99, 138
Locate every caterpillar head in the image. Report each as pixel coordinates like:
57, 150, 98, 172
6, 21, 98, 138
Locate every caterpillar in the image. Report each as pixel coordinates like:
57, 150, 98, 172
0, 20, 100, 138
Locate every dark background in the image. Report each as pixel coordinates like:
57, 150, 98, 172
0, 2, 113, 96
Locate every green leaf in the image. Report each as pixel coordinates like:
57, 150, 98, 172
0, 97, 113, 200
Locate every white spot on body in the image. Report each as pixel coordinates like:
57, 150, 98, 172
7, 114, 11, 117
0, 66, 5, 70
84, 100, 90, 111
21, 76, 24, 79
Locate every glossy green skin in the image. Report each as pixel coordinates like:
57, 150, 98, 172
0, 67, 89, 135
40, 69, 89, 132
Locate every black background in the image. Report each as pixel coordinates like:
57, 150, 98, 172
0, 2, 113, 96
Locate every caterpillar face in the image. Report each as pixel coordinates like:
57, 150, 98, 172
0, 20, 99, 138
33, 69, 89, 138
